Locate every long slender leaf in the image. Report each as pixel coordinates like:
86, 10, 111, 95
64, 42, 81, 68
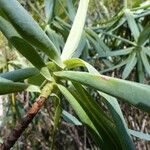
0, 68, 38, 82
137, 52, 145, 83
141, 50, 150, 75
98, 30, 136, 46
64, 58, 100, 74
65, 58, 135, 149
125, 9, 140, 42
86, 28, 110, 57
46, 26, 64, 54
138, 22, 150, 46
98, 92, 135, 150
61, 0, 89, 60
54, 71, 150, 113
44, 0, 55, 23
122, 52, 137, 79
0, 16, 52, 80
100, 59, 128, 73
71, 82, 122, 150
57, 84, 103, 146
51, 94, 62, 150
62, 110, 82, 126
72, 33, 87, 58
0, 16, 45, 70
66, 0, 76, 21
129, 129, 150, 141
104, 47, 133, 57
0, 77, 27, 95
143, 47, 150, 57
0, 0, 62, 67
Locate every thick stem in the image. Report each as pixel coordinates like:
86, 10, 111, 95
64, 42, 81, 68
0, 82, 55, 150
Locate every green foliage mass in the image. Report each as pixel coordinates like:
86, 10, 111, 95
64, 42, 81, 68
0, 0, 150, 149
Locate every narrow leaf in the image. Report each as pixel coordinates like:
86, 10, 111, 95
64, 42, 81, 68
57, 84, 103, 146
138, 22, 150, 46
143, 47, 150, 57
129, 129, 150, 141
66, 58, 134, 149
125, 9, 140, 42
0, 77, 27, 95
26, 85, 41, 93
66, 0, 76, 21
62, 110, 82, 126
0, 68, 39, 82
61, 0, 89, 60
51, 94, 62, 150
44, 0, 55, 23
40, 67, 52, 81
141, 50, 150, 75
98, 92, 135, 150
0, 0, 62, 67
137, 52, 145, 83
0, 16, 45, 69
54, 71, 150, 113
122, 52, 137, 79
86, 28, 110, 57
71, 82, 122, 149
104, 47, 133, 57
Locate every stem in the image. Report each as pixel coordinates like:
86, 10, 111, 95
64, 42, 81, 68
0, 82, 55, 150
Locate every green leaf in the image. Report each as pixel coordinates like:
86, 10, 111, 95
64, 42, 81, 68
0, 67, 39, 82
27, 73, 45, 86
72, 33, 87, 58
26, 85, 41, 93
50, 94, 62, 150
10, 37, 46, 70
125, 9, 140, 42
62, 110, 82, 126
64, 58, 85, 69
53, 0, 68, 19
143, 47, 150, 57
0, 77, 27, 95
66, 0, 76, 21
67, 58, 134, 149
54, 71, 150, 113
141, 50, 150, 75
101, 59, 128, 73
129, 129, 150, 141
86, 28, 110, 57
71, 82, 122, 149
0, 0, 62, 67
98, 30, 136, 46
66, 58, 134, 149
122, 52, 137, 79
64, 58, 99, 74
46, 27, 64, 53
138, 22, 150, 46
61, 0, 89, 60
98, 92, 135, 150
40, 67, 52, 81
137, 52, 145, 83
57, 84, 103, 147
104, 47, 133, 57
44, 0, 55, 23
0, 16, 45, 70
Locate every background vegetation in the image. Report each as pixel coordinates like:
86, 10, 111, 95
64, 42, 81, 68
0, 0, 150, 149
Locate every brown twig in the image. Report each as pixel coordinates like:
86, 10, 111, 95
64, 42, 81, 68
0, 82, 55, 150
1, 97, 46, 150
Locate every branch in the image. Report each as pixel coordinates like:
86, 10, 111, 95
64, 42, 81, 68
0, 82, 55, 150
